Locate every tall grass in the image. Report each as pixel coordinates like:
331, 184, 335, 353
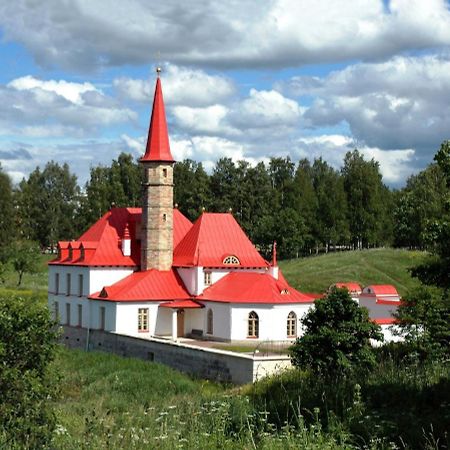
51, 348, 350, 449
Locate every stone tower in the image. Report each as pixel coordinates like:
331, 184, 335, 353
140, 71, 175, 271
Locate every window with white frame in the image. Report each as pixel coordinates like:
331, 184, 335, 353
223, 255, 240, 265
287, 311, 297, 338
66, 273, 71, 296
204, 271, 212, 286
55, 273, 59, 294
78, 274, 83, 297
138, 308, 149, 332
207, 309, 213, 334
248, 311, 259, 338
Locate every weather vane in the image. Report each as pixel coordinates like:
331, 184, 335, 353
155, 51, 162, 77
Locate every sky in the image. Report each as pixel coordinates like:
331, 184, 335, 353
0, 0, 450, 188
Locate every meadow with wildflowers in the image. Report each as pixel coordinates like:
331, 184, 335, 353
49, 347, 449, 450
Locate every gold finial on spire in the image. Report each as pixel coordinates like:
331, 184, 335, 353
156, 66, 162, 77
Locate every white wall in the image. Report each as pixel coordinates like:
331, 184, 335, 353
230, 303, 312, 341
201, 302, 231, 340
359, 296, 400, 319
88, 267, 134, 294
48, 265, 134, 329
185, 308, 204, 334
372, 325, 403, 345
115, 302, 161, 337
90, 300, 116, 331
155, 307, 173, 336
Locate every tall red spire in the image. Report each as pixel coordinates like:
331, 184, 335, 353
140, 74, 174, 162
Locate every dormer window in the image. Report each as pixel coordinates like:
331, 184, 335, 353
223, 255, 240, 265
280, 289, 290, 295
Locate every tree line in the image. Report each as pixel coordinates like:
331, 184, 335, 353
1, 143, 449, 259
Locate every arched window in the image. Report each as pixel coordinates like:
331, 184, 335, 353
248, 311, 259, 338
223, 255, 240, 265
207, 309, 213, 335
287, 311, 297, 338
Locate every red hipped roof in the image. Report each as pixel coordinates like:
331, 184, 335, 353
363, 285, 399, 296
90, 269, 190, 302
140, 77, 174, 163
173, 213, 268, 268
50, 208, 192, 267
198, 271, 315, 304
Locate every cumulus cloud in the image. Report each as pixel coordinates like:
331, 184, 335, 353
114, 64, 235, 107
8, 75, 99, 104
1, 0, 450, 71
291, 134, 415, 184
1, 75, 137, 136
278, 55, 450, 162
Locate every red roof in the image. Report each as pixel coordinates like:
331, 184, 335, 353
376, 297, 401, 305
89, 269, 190, 302
159, 300, 203, 309
173, 213, 268, 268
373, 318, 397, 325
363, 285, 399, 296
334, 282, 362, 293
50, 208, 192, 267
198, 271, 315, 304
140, 77, 174, 163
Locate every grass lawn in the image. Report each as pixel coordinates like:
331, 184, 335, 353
280, 248, 427, 296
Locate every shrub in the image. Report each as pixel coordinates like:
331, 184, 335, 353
290, 287, 383, 377
0, 294, 59, 448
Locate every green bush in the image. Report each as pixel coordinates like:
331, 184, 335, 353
0, 294, 59, 448
290, 287, 383, 377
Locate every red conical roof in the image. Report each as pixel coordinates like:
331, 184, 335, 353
140, 77, 174, 163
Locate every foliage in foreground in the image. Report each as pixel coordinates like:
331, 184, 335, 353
51, 348, 349, 450
0, 294, 59, 448
290, 288, 383, 377
250, 353, 450, 449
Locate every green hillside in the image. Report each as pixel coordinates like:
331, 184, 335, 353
279, 248, 427, 297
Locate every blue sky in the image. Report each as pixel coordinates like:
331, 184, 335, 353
0, 0, 450, 187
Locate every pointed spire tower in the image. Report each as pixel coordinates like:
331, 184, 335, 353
140, 68, 175, 271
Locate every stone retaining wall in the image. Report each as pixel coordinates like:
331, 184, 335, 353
60, 326, 291, 384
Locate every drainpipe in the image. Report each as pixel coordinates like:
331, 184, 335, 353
85, 296, 92, 351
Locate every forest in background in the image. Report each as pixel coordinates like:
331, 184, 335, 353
0, 147, 447, 259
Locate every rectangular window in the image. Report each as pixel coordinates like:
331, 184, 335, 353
66, 303, 71, 325
99, 306, 106, 330
77, 304, 82, 327
54, 301, 59, 321
66, 273, 71, 296
78, 274, 83, 297
204, 271, 212, 286
55, 273, 59, 294
138, 308, 149, 332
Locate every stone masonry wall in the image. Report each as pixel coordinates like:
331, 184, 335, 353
60, 326, 291, 384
